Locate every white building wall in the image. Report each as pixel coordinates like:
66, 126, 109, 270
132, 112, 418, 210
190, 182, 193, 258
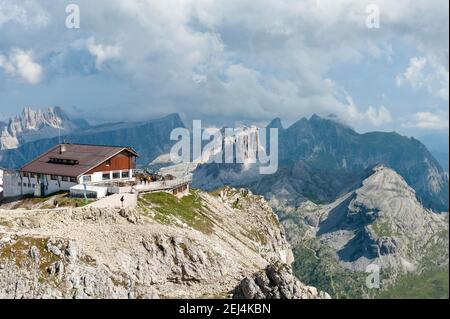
2, 174, 33, 198
2, 173, 77, 198
79, 169, 135, 185
41, 177, 77, 195
3, 168, 136, 199
70, 185, 108, 199
0, 169, 3, 194
91, 172, 103, 183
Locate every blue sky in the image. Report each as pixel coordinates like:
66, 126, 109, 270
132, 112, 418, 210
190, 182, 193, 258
0, 0, 448, 143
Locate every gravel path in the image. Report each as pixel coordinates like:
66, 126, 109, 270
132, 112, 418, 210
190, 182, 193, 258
88, 193, 137, 209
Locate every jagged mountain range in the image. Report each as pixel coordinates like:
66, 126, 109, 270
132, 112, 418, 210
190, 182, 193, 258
278, 115, 448, 212
194, 115, 449, 213
0, 107, 89, 150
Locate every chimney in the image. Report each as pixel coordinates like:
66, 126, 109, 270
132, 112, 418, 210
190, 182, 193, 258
60, 144, 67, 154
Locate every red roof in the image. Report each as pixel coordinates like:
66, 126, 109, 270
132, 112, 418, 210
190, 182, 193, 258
20, 144, 139, 178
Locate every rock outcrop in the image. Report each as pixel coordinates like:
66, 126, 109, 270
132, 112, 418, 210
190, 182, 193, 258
233, 262, 330, 299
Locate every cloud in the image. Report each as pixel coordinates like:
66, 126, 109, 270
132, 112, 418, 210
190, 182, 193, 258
85, 37, 121, 70
345, 94, 392, 127
403, 111, 449, 131
0, 48, 43, 84
366, 106, 393, 126
396, 56, 449, 101
396, 57, 427, 88
0, 0, 50, 28
0, 0, 448, 132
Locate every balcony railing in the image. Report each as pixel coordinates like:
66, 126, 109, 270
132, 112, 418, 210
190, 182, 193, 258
133, 174, 192, 193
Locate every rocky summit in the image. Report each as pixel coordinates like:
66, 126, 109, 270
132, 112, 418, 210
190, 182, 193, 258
312, 165, 448, 271
282, 165, 448, 297
0, 188, 324, 299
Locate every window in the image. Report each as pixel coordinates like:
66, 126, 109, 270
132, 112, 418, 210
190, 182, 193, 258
23, 183, 27, 187
48, 158, 79, 165
102, 173, 110, 181
51, 175, 58, 181
70, 177, 77, 183
18, 182, 21, 187
32, 184, 35, 188
82, 175, 91, 183
112, 172, 120, 179
61, 176, 69, 182
28, 183, 31, 188
121, 171, 129, 179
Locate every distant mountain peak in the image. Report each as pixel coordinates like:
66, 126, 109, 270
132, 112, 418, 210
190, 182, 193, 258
267, 117, 283, 129
158, 113, 185, 127
164, 112, 181, 120
0, 106, 86, 150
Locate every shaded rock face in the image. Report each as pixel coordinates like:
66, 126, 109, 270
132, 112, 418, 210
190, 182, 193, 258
337, 226, 399, 262
233, 262, 330, 299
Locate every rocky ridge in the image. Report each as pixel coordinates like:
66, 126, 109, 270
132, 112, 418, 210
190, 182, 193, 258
0, 188, 326, 299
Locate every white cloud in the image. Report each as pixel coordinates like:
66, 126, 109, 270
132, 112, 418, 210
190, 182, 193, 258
0, 0, 50, 27
396, 56, 449, 101
396, 57, 427, 88
85, 37, 121, 70
366, 106, 393, 126
0, 49, 43, 84
403, 112, 449, 130
345, 94, 392, 127
0, 0, 448, 130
